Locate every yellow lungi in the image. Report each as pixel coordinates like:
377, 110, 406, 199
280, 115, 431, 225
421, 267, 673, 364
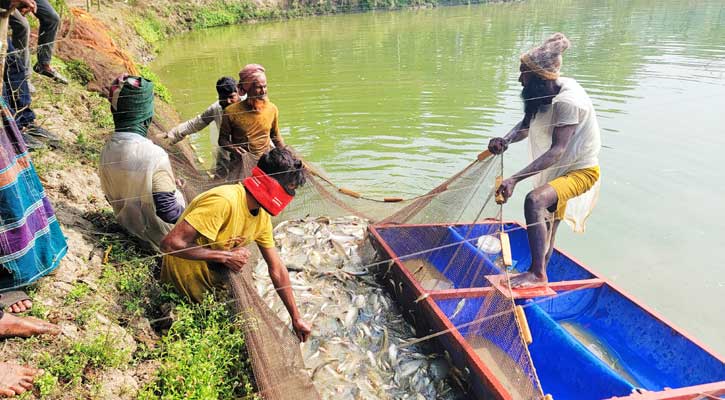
548, 166, 600, 220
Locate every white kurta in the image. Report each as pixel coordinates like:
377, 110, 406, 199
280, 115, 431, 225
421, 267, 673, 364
99, 132, 185, 250
527, 77, 602, 232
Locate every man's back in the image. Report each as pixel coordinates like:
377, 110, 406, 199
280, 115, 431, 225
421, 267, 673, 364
99, 132, 175, 249
529, 77, 601, 176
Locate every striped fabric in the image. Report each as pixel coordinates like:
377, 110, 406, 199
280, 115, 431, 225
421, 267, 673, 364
0, 100, 66, 290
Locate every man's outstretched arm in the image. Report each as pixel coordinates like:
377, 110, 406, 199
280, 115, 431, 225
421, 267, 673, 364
167, 103, 220, 144
488, 113, 534, 154
259, 245, 311, 342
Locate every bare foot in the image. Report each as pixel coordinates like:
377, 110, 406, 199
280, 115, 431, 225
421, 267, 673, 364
0, 362, 41, 397
509, 272, 547, 288
8, 299, 32, 314
0, 313, 60, 338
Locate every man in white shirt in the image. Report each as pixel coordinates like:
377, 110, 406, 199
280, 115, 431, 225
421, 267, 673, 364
488, 33, 601, 288
100, 75, 186, 251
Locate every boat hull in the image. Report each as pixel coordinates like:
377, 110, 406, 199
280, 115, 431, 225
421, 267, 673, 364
368, 222, 725, 400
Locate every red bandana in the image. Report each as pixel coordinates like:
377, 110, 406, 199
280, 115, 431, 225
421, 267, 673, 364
242, 167, 293, 216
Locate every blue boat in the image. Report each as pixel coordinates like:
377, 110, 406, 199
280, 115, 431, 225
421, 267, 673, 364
368, 222, 725, 400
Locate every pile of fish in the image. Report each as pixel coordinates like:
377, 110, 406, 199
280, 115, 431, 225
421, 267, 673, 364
252, 216, 461, 400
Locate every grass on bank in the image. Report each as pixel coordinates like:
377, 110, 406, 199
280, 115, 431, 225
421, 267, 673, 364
138, 298, 258, 400
86, 210, 259, 399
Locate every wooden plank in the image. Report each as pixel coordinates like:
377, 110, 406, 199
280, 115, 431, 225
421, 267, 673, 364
486, 274, 557, 299
495, 176, 505, 204
499, 231, 513, 266
429, 279, 605, 300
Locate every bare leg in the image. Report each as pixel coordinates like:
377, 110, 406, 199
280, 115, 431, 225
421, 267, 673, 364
509, 185, 559, 288
0, 363, 41, 397
0, 312, 60, 338
544, 219, 561, 267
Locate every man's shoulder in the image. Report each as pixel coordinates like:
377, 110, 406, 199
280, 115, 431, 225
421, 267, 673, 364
555, 78, 591, 106
103, 132, 167, 158
205, 183, 245, 200
264, 101, 279, 115
206, 101, 223, 113
224, 102, 245, 118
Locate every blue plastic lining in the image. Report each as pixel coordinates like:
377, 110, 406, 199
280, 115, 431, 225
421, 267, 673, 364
437, 296, 636, 400
524, 302, 636, 399
375, 225, 452, 262
535, 285, 725, 391
452, 223, 595, 282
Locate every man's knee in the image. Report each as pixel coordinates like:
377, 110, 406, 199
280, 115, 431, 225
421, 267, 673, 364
524, 190, 550, 212
9, 14, 30, 41
37, 3, 60, 30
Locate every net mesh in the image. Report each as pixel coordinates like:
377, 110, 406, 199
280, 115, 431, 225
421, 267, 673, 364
464, 286, 544, 399
161, 137, 544, 399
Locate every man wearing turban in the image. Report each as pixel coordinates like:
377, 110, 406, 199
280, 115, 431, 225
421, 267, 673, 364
217, 64, 285, 181
99, 75, 186, 251
488, 33, 602, 288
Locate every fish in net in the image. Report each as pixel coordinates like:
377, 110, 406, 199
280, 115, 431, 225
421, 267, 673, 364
161, 136, 544, 399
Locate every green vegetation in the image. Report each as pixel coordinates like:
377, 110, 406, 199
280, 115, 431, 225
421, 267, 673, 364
90, 96, 115, 129
86, 210, 257, 398
139, 297, 257, 400
64, 282, 91, 305
184, 0, 490, 29
63, 59, 95, 86
38, 334, 131, 388
193, 1, 281, 29
139, 64, 173, 103
133, 14, 166, 44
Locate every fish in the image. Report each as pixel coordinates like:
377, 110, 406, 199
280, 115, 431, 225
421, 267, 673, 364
343, 307, 358, 328
398, 359, 426, 379
414, 293, 430, 303
450, 298, 466, 320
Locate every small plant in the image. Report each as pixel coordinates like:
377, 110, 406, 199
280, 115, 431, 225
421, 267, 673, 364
63, 59, 95, 86
138, 65, 173, 104
35, 371, 59, 398
91, 104, 114, 129
138, 296, 257, 399
39, 334, 131, 386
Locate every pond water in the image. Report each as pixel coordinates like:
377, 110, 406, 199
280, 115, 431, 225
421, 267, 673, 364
152, 0, 725, 354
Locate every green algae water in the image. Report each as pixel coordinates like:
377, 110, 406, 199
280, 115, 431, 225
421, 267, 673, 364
152, 0, 725, 354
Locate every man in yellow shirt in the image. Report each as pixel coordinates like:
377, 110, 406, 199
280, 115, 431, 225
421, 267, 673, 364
160, 148, 310, 341
217, 64, 285, 180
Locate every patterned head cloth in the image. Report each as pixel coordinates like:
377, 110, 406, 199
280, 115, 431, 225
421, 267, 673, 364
520, 32, 571, 80
238, 64, 266, 91
108, 74, 155, 136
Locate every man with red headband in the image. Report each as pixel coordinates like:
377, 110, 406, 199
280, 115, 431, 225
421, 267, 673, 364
216, 64, 285, 180
159, 148, 310, 341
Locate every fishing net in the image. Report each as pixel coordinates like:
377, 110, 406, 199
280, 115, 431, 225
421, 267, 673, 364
160, 135, 544, 399
51, 16, 542, 395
